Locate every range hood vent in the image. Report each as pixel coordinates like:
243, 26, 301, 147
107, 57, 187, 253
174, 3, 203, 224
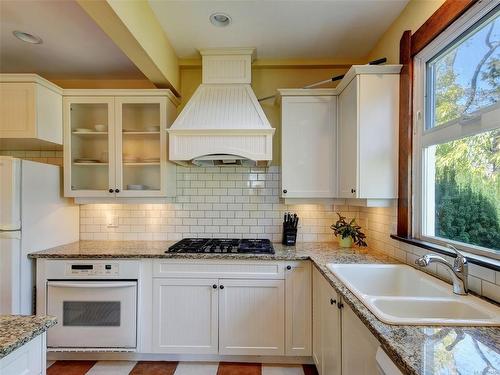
168, 48, 274, 166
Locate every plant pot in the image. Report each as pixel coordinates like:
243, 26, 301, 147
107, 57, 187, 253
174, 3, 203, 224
338, 236, 353, 248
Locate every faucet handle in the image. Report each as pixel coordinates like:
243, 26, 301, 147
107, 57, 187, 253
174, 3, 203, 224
447, 244, 467, 268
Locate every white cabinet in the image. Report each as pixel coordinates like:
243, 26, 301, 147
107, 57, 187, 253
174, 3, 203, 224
285, 261, 311, 356
152, 278, 218, 354
312, 267, 341, 375
0, 74, 63, 149
63, 90, 179, 199
152, 260, 290, 357
280, 90, 337, 199
313, 267, 381, 375
0, 333, 45, 375
219, 279, 285, 356
337, 67, 400, 200
342, 302, 380, 375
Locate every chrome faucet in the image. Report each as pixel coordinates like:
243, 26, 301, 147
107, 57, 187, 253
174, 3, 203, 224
415, 244, 468, 295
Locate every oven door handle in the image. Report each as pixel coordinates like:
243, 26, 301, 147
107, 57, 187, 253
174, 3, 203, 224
48, 281, 136, 289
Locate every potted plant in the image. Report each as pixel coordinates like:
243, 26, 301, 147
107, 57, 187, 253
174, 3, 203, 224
330, 213, 367, 248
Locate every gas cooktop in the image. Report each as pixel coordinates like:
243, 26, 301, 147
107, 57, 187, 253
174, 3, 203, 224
167, 238, 274, 254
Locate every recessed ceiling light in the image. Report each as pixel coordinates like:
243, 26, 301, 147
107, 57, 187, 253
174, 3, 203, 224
12, 30, 42, 44
209, 13, 231, 27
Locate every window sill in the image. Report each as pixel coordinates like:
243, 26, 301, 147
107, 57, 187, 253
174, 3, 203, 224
390, 235, 500, 272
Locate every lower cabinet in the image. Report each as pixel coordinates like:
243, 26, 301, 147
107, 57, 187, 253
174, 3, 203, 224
342, 302, 380, 375
152, 278, 219, 354
219, 279, 285, 355
0, 333, 45, 375
285, 261, 312, 356
152, 277, 285, 356
313, 267, 341, 375
312, 267, 380, 375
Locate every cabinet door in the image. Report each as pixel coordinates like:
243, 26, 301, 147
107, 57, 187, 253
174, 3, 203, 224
115, 97, 169, 197
219, 279, 285, 355
0, 83, 36, 138
321, 280, 341, 375
312, 268, 323, 373
338, 78, 359, 198
282, 95, 337, 198
342, 300, 380, 375
285, 261, 311, 356
63, 97, 116, 197
152, 278, 218, 354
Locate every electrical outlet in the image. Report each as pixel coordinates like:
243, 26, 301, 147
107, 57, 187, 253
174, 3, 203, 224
107, 215, 119, 228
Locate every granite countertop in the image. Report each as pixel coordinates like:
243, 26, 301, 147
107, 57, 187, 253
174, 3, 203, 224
0, 315, 57, 359
30, 241, 500, 375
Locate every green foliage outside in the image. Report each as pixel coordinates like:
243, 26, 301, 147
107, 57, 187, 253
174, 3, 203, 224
431, 17, 499, 251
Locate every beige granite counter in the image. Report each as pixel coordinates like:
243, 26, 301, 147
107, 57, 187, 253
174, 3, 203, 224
30, 241, 500, 375
0, 315, 57, 359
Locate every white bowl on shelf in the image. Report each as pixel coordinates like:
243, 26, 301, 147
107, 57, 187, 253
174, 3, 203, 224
127, 184, 149, 190
94, 124, 107, 132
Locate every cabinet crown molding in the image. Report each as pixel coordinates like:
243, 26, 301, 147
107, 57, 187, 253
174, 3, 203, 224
0, 73, 63, 95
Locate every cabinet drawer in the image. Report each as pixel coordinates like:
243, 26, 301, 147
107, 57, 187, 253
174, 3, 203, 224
153, 259, 285, 279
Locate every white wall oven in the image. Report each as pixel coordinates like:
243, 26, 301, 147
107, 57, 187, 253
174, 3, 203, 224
45, 261, 139, 350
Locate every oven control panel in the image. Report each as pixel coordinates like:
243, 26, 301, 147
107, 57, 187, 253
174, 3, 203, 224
66, 263, 119, 276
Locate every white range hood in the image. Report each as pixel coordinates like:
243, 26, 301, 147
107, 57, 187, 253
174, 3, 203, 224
168, 48, 275, 167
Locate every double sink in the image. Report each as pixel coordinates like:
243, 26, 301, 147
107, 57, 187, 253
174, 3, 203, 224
327, 264, 499, 326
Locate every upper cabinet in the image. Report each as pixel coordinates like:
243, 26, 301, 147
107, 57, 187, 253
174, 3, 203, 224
279, 65, 401, 205
0, 74, 63, 150
63, 90, 179, 200
337, 66, 401, 202
280, 89, 337, 199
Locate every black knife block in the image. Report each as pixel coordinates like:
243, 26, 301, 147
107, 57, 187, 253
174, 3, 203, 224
282, 225, 297, 246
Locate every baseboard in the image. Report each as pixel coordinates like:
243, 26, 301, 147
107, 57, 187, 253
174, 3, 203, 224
47, 352, 314, 364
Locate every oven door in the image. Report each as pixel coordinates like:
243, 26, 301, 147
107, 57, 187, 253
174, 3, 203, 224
47, 281, 137, 349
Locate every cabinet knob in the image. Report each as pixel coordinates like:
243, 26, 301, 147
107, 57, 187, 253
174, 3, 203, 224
351, 188, 356, 194
337, 302, 344, 309
330, 298, 336, 305
108, 189, 114, 193
283, 189, 287, 194
212, 284, 217, 289
115, 189, 120, 193
286, 265, 292, 270
219, 285, 224, 290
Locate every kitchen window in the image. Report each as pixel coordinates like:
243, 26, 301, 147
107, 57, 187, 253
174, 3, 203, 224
413, 2, 499, 258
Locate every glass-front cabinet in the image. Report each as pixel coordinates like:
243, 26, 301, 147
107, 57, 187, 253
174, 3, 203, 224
63, 91, 178, 199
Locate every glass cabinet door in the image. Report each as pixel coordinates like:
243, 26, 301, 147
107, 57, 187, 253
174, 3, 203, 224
115, 97, 166, 197
64, 97, 115, 197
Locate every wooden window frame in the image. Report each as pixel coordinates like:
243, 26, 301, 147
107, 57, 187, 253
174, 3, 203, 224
396, 0, 478, 238
393, 0, 500, 269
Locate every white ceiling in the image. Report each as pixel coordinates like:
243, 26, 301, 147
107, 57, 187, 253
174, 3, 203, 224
0, 0, 145, 79
149, 0, 409, 60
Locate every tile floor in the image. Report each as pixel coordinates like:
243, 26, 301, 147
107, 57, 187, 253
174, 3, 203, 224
46, 361, 318, 375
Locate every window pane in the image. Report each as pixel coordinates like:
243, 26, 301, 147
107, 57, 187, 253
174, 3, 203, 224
426, 8, 499, 129
424, 129, 500, 251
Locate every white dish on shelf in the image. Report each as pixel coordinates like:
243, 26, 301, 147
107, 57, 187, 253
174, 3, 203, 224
74, 128, 93, 133
127, 184, 149, 190
123, 157, 140, 163
146, 125, 160, 132
142, 158, 160, 163
74, 158, 101, 163
94, 124, 107, 132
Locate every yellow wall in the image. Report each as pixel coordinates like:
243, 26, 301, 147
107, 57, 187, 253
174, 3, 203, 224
49, 79, 156, 89
180, 65, 353, 165
367, 0, 445, 63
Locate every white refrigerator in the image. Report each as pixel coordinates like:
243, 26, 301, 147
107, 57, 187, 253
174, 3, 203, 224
0, 156, 79, 315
